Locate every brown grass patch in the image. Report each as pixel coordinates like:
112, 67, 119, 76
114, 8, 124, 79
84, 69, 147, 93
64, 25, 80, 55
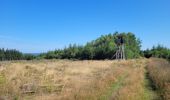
0, 59, 157, 100
147, 58, 170, 100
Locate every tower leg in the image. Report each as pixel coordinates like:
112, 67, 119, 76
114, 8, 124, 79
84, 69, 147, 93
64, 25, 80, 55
122, 44, 125, 60
118, 46, 120, 59
121, 45, 123, 59
115, 45, 125, 60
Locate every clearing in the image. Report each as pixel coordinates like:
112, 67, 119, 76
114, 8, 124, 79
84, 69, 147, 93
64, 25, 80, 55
0, 59, 168, 100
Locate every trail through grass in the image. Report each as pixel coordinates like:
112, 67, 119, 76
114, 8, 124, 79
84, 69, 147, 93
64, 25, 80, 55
146, 58, 170, 100
0, 59, 167, 100
99, 73, 128, 100
100, 59, 158, 100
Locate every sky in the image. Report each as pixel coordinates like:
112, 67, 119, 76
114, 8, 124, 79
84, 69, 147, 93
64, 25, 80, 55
0, 0, 170, 53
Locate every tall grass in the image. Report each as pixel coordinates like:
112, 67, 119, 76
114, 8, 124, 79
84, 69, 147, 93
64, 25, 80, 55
147, 58, 170, 100
110, 59, 156, 100
0, 59, 160, 100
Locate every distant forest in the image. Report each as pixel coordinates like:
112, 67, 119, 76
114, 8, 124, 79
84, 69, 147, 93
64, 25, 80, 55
0, 49, 35, 61
0, 32, 170, 61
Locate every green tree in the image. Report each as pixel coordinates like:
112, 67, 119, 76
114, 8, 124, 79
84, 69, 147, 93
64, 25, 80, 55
24, 54, 35, 60
42, 32, 142, 60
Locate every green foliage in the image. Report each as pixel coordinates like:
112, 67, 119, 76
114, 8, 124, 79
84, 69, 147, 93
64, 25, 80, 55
24, 54, 36, 60
41, 32, 141, 60
143, 44, 170, 60
124, 33, 141, 58
37, 53, 46, 59
0, 48, 23, 61
45, 51, 56, 59
0, 32, 143, 60
0, 49, 37, 61
82, 43, 95, 59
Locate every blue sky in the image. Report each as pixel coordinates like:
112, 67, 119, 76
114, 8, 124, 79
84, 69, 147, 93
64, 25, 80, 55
0, 0, 170, 53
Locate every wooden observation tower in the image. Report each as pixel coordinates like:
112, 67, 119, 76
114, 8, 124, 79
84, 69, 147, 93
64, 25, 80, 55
115, 35, 125, 60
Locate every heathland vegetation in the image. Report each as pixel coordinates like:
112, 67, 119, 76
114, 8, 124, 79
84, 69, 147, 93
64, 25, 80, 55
147, 58, 170, 99
0, 32, 170, 100
0, 59, 158, 100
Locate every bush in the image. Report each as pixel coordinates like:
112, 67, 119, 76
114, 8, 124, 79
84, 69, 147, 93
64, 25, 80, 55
143, 45, 170, 60
24, 54, 36, 60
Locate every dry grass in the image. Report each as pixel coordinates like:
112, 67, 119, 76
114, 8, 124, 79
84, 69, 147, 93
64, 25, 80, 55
110, 59, 156, 100
0, 59, 156, 100
147, 58, 170, 100
0, 60, 117, 100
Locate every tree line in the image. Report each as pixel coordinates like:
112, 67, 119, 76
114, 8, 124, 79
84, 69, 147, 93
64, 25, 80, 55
40, 32, 141, 60
0, 49, 23, 61
0, 49, 36, 61
0, 32, 170, 61
142, 44, 170, 60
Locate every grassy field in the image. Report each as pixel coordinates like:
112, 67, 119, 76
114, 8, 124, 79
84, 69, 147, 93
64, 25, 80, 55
0, 58, 169, 100
147, 58, 170, 100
